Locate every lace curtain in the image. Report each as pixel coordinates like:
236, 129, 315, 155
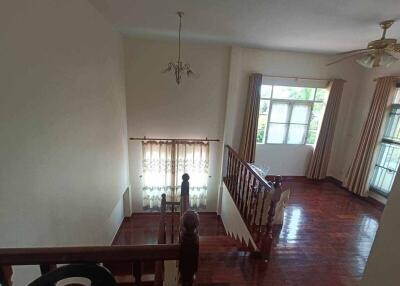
142, 141, 209, 210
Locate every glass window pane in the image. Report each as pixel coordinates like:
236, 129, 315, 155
270, 102, 289, 123
383, 106, 400, 141
287, 124, 307, 144
315, 88, 329, 102
306, 130, 317, 145
256, 115, 268, 143
267, 123, 287, 144
291, 104, 311, 124
393, 88, 400, 104
272, 86, 315, 100
259, 99, 270, 115
309, 102, 325, 131
261, 85, 272, 98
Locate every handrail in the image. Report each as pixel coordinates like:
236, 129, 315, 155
0, 244, 180, 265
223, 145, 283, 260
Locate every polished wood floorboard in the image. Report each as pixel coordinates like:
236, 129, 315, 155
114, 180, 383, 286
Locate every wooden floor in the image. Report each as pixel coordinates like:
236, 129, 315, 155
114, 180, 383, 286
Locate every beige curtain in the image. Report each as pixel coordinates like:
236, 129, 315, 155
239, 73, 263, 162
343, 77, 396, 196
307, 79, 345, 179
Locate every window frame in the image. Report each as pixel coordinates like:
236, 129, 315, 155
257, 85, 327, 145
370, 101, 400, 197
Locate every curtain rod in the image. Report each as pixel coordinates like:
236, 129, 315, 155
262, 74, 331, 81
373, 76, 400, 82
129, 137, 220, 142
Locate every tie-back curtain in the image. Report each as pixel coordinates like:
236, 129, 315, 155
307, 79, 345, 179
343, 77, 396, 197
142, 141, 209, 210
239, 73, 263, 163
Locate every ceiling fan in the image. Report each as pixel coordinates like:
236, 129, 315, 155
327, 20, 400, 68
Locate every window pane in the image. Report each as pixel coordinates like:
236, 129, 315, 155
267, 123, 287, 144
383, 106, 400, 141
371, 166, 396, 194
287, 124, 307, 144
315, 88, 329, 102
270, 102, 289, 123
272, 86, 315, 100
393, 88, 400, 104
291, 104, 311, 124
306, 130, 317, 145
256, 115, 268, 143
259, 99, 270, 115
309, 102, 325, 131
261, 85, 272, 98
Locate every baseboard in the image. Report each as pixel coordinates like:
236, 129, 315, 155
325, 176, 385, 210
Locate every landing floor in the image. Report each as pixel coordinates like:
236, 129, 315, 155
114, 180, 383, 286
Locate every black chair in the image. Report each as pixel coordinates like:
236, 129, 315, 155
28, 264, 117, 286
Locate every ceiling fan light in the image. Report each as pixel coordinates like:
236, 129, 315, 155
380, 52, 398, 67
356, 53, 398, 68
356, 54, 375, 68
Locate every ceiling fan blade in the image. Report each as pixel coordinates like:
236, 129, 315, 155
326, 51, 370, 66
336, 48, 371, 55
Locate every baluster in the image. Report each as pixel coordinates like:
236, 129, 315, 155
247, 177, 258, 224
251, 181, 262, 230
257, 186, 268, 242
179, 210, 199, 286
171, 202, 175, 243
238, 167, 246, 209
0, 265, 12, 286
236, 164, 244, 205
132, 261, 141, 286
242, 170, 251, 214
40, 264, 56, 274
233, 158, 240, 202
260, 176, 283, 260
226, 150, 232, 190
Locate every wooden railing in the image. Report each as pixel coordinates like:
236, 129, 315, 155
0, 175, 199, 286
223, 145, 283, 260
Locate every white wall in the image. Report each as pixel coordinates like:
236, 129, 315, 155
0, 0, 129, 248
223, 46, 366, 179
124, 38, 230, 212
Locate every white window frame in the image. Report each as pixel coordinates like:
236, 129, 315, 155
258, 85, 326, 145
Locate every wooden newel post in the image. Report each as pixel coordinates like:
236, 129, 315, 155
260, 175, 283, 261
179, 210, 199, 286
0, 265, 13, 286
181, 173, 190, 213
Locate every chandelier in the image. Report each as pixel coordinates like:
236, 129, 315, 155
162, 11, 195, 85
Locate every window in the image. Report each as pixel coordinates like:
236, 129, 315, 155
370, 88, 400, 196
142, 141, 209, 210
257, 85, 329, 145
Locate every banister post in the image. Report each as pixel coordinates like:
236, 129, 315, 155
260, 176, 283, 261
181, 173, 190, 214
0, 265, 13, 286
179, 210, 199, 286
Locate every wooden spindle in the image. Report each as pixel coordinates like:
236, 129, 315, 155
179, 210, 199, 286
247, 178, 258, 224
132, 261, 141, 286
226, 150, 232, 190
181, 173, 190, 214
260, 176, 283, 260
39, 263, 56, 275
0, 265, 12, 286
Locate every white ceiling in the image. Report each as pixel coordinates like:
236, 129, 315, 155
89, 0, 400, 54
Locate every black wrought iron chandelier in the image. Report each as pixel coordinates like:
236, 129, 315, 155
162, 11, 195, 85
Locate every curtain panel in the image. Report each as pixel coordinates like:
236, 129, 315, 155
343, 77, 396, 197
307, 79, 345, 179
239, 73, 263, 163
142, 141, 209, 210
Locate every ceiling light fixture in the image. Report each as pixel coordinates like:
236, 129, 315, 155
162, 11, 195, 85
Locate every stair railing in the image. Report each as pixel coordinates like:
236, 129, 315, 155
223, 145, 283, 260
0, 176, 199, 286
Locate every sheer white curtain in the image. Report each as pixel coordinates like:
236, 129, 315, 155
142, 141, 209, 210
176, 143, 209, 209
